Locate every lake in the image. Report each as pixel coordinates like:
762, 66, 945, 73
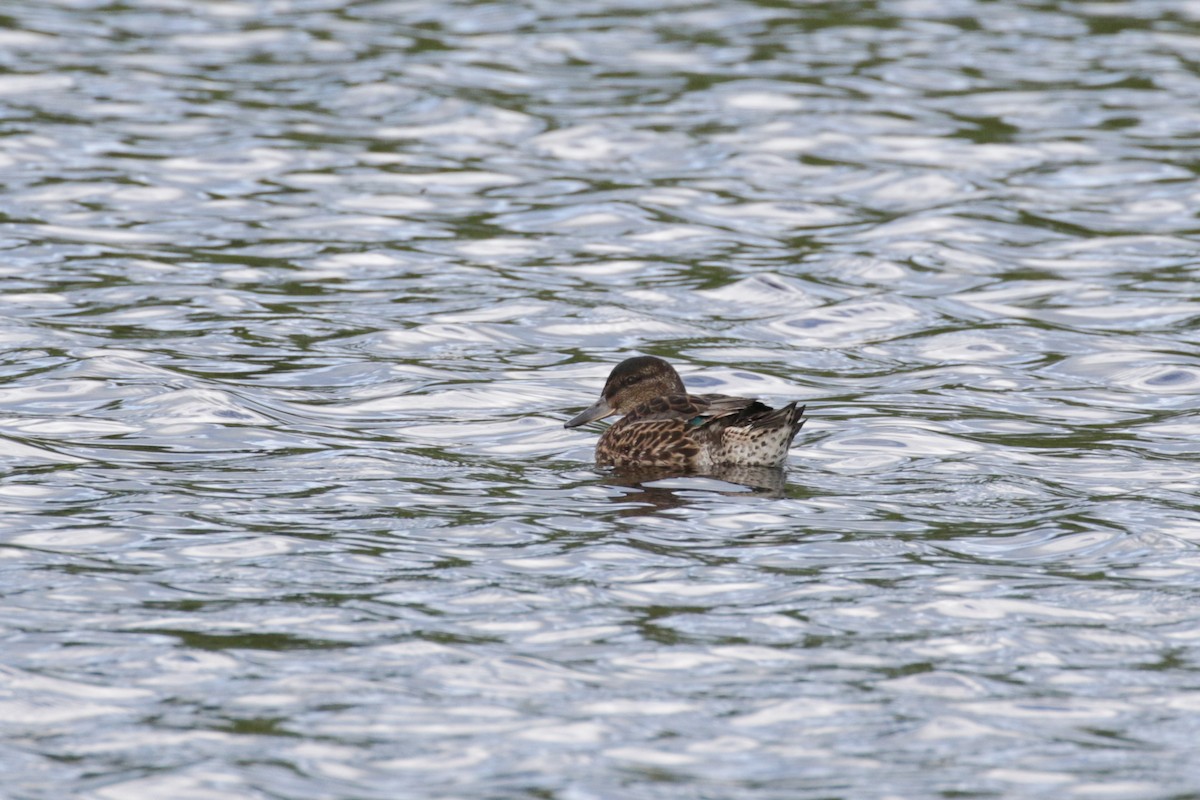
1, 1, 1198, 798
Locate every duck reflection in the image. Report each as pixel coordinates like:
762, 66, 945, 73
599, 464, 789, 514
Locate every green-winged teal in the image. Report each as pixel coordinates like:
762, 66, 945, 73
564, 356, 806, 470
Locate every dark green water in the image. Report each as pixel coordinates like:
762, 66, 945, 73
1, 1, 1198, 798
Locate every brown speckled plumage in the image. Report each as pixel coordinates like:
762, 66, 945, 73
564, 356, 806, 470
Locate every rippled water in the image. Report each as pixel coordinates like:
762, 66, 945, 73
2, 1, 1199, 797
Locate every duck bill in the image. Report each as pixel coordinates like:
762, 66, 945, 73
565, 397, 614, 428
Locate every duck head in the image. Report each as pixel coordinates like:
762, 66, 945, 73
564, 356, 686, 428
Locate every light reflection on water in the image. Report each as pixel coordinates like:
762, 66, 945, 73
2, 0, 1199, 798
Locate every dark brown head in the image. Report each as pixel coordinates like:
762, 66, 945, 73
564, 356, 686, 428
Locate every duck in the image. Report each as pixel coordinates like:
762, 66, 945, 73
564, 356, 806, 470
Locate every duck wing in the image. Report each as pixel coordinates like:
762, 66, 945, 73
618, 393, 762, 424
691, 393, 772, 425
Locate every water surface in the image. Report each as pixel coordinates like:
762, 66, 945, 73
1, 1, 1199, 798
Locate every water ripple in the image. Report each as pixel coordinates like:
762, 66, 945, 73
1, 1, 1198, 799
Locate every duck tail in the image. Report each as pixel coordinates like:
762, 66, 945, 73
750, 402, 806, 435
790, 403, 807, 432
